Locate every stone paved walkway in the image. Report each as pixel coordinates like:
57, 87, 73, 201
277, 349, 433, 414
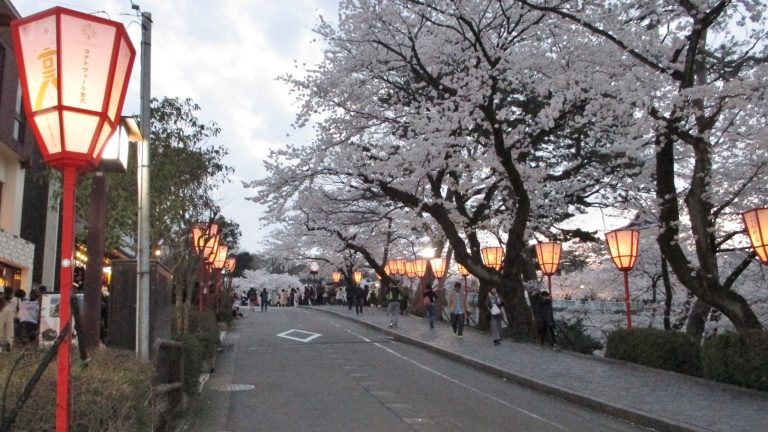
311, 305, 768, 432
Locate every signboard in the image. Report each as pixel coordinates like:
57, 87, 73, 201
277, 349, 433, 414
39, 293, 84, 346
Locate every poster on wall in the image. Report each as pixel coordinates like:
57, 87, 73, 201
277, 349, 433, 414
39, 293, 84, 346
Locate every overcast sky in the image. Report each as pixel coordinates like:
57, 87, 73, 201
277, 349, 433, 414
16, 0, 340, 253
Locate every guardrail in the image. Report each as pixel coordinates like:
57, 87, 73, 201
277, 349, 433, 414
151, 338, 185, 430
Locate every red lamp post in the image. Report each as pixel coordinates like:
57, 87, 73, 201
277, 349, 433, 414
481, 247, 504, 271
11, 8, 135, 431
535, 242, 562, 295
742, 208, 768, 265
211, 244, 228, 310
605, 229, 640, 329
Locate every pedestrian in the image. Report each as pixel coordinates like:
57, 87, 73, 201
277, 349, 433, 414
354, 284, 365, 315
533, 290, 558, 348
248, 288, 258, 311
18, 289, 40, 346
385, 283, 400, 328
399, 288, 408, 315
260, 288, 269, 312
448, 282, 470, 337
0, 296, 13, 351
422, 285, 437, 329
347, 283, 355, 310
279, 289, 288, 307
336, 286, 345, 306
362, 285, 370, 307
487, 286, 506, 346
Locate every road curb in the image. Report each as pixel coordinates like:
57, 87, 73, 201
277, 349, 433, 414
311, 307, 704, 432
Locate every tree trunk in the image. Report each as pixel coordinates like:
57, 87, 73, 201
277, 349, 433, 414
661, 256, 673, 331
83, 173, 108, 349
685, 298, 711, 340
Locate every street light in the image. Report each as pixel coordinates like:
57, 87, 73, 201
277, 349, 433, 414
535, 242, 562, 295
481, 247, 504, 270
11, 8, 135, 431
430, 257, 447, 279
605, 229, 640, 329
742, 208, 768, 265
413, 259, 428, 278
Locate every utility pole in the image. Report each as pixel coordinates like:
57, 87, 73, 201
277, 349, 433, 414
136, 9, 152, 361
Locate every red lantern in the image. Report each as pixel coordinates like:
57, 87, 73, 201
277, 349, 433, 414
535, 242, 562, 295
192, 223, 219, 257
605, 229, 640, 329
429, 257, 446, 279
212, 245, 229, 270
404, 260, 416, 279
481, 247, 504, 270
224, 257, 236, 273
12, 8, 136, 431
742, 208, 768, 265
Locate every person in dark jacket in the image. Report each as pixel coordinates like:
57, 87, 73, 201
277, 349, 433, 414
354, 284, 365, 315
532, 290, 557, 347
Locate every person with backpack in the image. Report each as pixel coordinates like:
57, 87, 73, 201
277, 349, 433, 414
385, 283, 400, 328
422, 285, 437, 329
259, 288, 269, 312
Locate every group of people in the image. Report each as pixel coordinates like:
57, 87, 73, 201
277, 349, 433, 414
383, 281, 558, 348
0, 286, 44, 351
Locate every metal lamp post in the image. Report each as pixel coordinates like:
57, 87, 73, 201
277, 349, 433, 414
481, 247, 504, 271
605, 229, 640, 329
742, 208, 768, 265
535, 242, 562, 295
11, 7, 136, 431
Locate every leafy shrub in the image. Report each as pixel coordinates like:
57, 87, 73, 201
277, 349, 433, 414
605, 328, 702, 376
174, 333, 202, 395
702, 330, 768, 392
555, 319, 603, 354
0, 348, 151, 431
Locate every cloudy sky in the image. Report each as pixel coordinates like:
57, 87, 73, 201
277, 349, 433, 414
16, 0, 340, 252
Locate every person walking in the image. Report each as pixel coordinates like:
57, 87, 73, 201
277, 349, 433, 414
385, 283, 400, 328
447, 282, 470, 337
422, 285, 437, 329
17, 289, 40, 346
260, 288, 269, 312
336, 286, 345, 306
533, 290, 558, 347
248, 288, 258, 311
487, 286, 506, 346
354, 284, 365, 315
0, 297, 13, 351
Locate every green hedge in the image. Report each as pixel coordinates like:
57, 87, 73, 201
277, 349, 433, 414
605, 328, 702, 376
555, 319, 603, 354
702, 330, 768, 392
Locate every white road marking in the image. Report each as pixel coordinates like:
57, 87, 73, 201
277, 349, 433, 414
276, 329, 322, 343
344, 328, 569, 431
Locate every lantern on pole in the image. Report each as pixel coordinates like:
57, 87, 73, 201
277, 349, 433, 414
605, 229, 640, 329
331, 272, 342, 283
192, 223, 220, 261
535, 242, 562, 295
404, 260, 416, 279
413, 259, 428, 278
457, 263, 470, 292
11, 8, 136, 431
384, 261, 394, 276
430, 257, 447, 279
481, 247, 504, 270
353, 271, 363, 284
393, 259, 406, 276
224, 256, 236, 273
309, 261, 320, 275
742, 208, 768, 265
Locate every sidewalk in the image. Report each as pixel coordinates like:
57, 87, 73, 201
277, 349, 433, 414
311, 305, 768, 432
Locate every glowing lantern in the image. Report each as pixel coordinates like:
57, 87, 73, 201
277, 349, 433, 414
393, 259, 406, 275
404, 260, 416, 279
353, 271, 363, 284
224, 257, 236, 273
605, 229, 640, 329
331, 272, 342, 283
211, 245, 229, 270
535, 242, 562, 295
742, 208, 768, 265
457, 263, 470, 277
429, 257, 446, 279
309, 261, 320, 274
413, 259, 428, 277
481, 247, 504, 270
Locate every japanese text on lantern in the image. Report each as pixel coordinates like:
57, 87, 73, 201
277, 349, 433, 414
80, 48, 90, 103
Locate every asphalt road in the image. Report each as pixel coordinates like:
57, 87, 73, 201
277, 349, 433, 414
184, 307, 651, 432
